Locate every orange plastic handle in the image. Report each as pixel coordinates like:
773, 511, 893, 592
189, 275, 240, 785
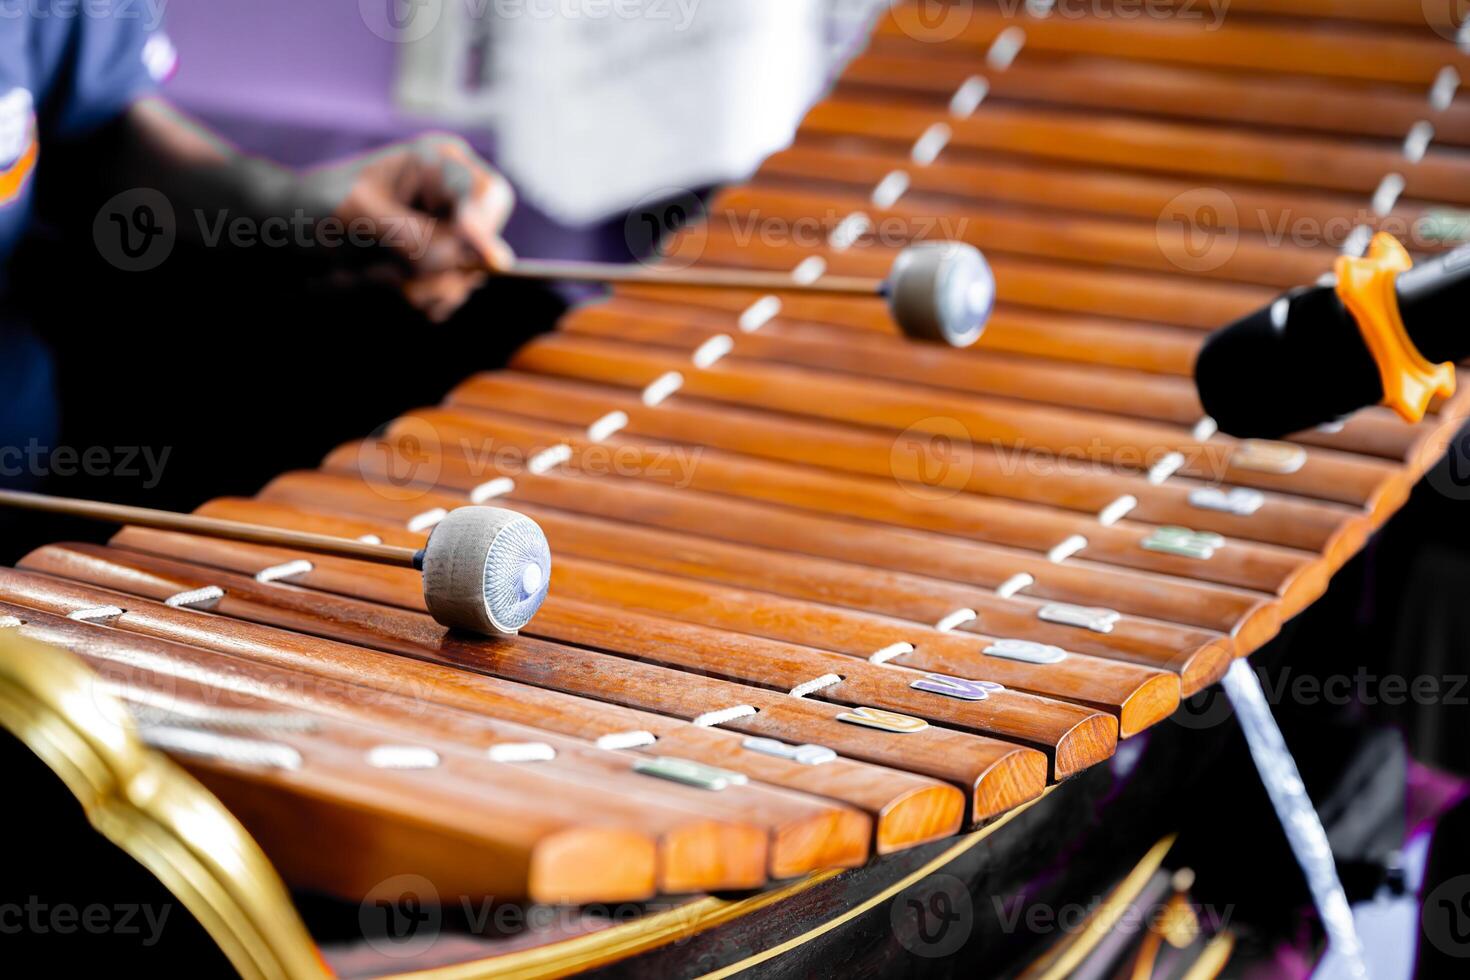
1334, 233, 1456, 424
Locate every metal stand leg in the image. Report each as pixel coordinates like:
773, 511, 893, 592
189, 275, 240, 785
1222, 660, 1369, 979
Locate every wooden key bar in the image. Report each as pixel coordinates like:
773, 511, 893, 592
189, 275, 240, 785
0, 596, 884, 889
1180, 0, 1453, 29
449, 369, 1367, 559
840, 47, 1470, 146
760, 145, 1430, 253
189, 495, 1232, 694
613, 285, 1206, 376
569, 303, 1218, 425
799, 98, 1470, 206
24, 542, 1117, 777
533, 559, 1171, 737
710, 184, 1336, 289
559, 300, 1433, 466
9, 545, 1044, 824
534, 594, 1128, 766
503, 332, 1402, 515
877, 4, 1470, 86
0, 607, 704, 902
305, 445, 1279, 643
0, 574, 956, 860
598, 288, 1467, 429
676, 224, 1274, 329
116, 494, 1177, 737
367, 406, 1324, 616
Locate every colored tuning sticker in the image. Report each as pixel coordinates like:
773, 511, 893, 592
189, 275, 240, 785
836, 706, 930, 734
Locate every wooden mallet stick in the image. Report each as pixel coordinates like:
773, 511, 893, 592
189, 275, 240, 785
0, 489, 550, 636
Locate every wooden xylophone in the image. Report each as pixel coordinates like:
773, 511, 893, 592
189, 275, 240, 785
4, 0, 1470, 974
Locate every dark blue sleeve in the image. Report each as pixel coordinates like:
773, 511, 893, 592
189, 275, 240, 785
47, 11, 173, 140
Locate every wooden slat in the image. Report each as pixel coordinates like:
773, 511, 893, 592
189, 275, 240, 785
273, 460, 1272, 649
178, 496, 1177, 738
760, 144, 1430, 252
1167, 0, 1452, 28
614, 285, 1206, 376
0, 592, 882, 888
193, 494, 1230, 695
449, 369, 1368, 562
560, 301, 1429, 465
503, 332, 1401, 516
711, 184, 1336, 289
877, 5, 1470, 86
800, 97, 1470, 206
304, 441, 1280, 643
841, 47, 1470, 146
12, 543, 1044, 823
53, 536, 1118, 778
673, 223, 1274, 329
1, 604, 698, 902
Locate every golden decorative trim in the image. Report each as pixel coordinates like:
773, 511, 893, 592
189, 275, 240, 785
400, 792, 1048, 980
1020, 833, 1178, 980
1180, 931, 1235, 980
0, 631, 327, 980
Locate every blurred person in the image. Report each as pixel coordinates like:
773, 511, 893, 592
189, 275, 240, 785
0, 10, 515, 499
0, 8, 559, 566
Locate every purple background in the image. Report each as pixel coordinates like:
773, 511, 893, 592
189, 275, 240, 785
159, 0, 624, 260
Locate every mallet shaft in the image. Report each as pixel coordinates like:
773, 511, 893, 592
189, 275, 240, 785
0, 489, 421, 568
503, 259, 881, 296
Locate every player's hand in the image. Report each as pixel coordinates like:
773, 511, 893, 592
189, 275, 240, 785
322, 134, 515, 322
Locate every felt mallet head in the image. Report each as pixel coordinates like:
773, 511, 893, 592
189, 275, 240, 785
419, 506, 551, 635
885, 242, 995, 348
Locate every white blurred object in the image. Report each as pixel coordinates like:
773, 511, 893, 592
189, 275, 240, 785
398, 0, 891, 225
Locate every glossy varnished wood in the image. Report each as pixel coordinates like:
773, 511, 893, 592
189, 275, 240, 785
308, 441, 1280, 645
52, 535, 1119, 778
841, 45, 1470, 145
0, 592, 879, 890
13, 542, 1042, 824
194, 493, 1229, 695
878, 4, 1470, 86
562, 300, 1445, 467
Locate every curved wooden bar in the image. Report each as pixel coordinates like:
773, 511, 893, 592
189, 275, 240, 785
13, 542, 1045, 825
878, 5, 1470, 85
841, 48, 1470, 145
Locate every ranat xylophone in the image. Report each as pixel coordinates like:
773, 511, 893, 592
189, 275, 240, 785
3, 1, 1469, 974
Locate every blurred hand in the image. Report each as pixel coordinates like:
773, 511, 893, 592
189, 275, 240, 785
324, 134, 515, 322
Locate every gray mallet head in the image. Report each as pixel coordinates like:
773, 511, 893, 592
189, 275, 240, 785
418, 506, 551, 635
884, 242, 995, 348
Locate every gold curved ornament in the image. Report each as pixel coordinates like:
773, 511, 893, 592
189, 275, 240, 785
0, 630, 327, 980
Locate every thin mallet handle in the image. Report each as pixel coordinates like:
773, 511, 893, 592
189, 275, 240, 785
0, 489, 421, 568
503, 259, 883, 296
